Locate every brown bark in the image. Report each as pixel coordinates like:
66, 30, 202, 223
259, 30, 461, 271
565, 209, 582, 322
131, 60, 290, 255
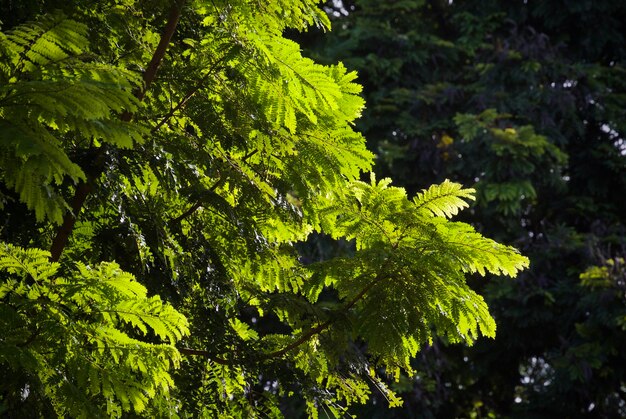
49, 0, 186, 262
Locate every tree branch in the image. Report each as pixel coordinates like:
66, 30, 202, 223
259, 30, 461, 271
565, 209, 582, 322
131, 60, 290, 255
151, 83, 201, 133
170, 177, 224, 224
49, 0, 186, 262
151, 52, 232, 133
177, 347, 229, 364
49, 151, 105, 261
137, 0, 186, 102
171, 201, 204, 224
168, 149, 258, 225
260, 270, 390, 360
176, 268, 392, 363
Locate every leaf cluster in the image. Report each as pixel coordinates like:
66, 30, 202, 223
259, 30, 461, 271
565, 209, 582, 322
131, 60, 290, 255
0, 242, 188, 417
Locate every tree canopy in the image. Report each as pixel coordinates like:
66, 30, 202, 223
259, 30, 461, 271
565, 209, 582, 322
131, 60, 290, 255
0, 0, 528, 417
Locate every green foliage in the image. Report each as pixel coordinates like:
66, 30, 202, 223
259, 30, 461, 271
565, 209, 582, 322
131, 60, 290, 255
258, 176, 528, 410
454, 109, 567, 216
0, 242, 188, 417
0, 0, 529, 417
308, 176, 526, 367
0, 13, 144, 224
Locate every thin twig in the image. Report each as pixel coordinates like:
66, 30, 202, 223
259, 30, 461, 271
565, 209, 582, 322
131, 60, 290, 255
151, 50, 232, 133
260, 270, 390, 360
170, 177, 224, 224
177, 264, 392, 363
177, 347, 229, 364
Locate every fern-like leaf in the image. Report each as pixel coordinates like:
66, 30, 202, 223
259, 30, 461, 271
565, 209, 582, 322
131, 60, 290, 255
414, 179, 476, 218
0, 14, 145, 223
0, 242, 189, 417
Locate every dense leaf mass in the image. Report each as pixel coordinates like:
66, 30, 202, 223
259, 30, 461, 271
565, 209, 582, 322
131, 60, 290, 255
0, 1, 528, 417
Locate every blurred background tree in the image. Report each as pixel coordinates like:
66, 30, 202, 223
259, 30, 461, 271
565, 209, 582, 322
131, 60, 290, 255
302, 0, 626, 416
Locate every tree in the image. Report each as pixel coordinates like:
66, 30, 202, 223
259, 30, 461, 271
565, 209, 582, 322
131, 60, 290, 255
0, 1, 528, 417
313, 0, 626, 416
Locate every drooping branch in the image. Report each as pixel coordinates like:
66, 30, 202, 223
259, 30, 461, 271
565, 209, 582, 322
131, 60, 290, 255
179, 269, 392, 363
49, 0, 186, 262
260, 271, 390, 360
